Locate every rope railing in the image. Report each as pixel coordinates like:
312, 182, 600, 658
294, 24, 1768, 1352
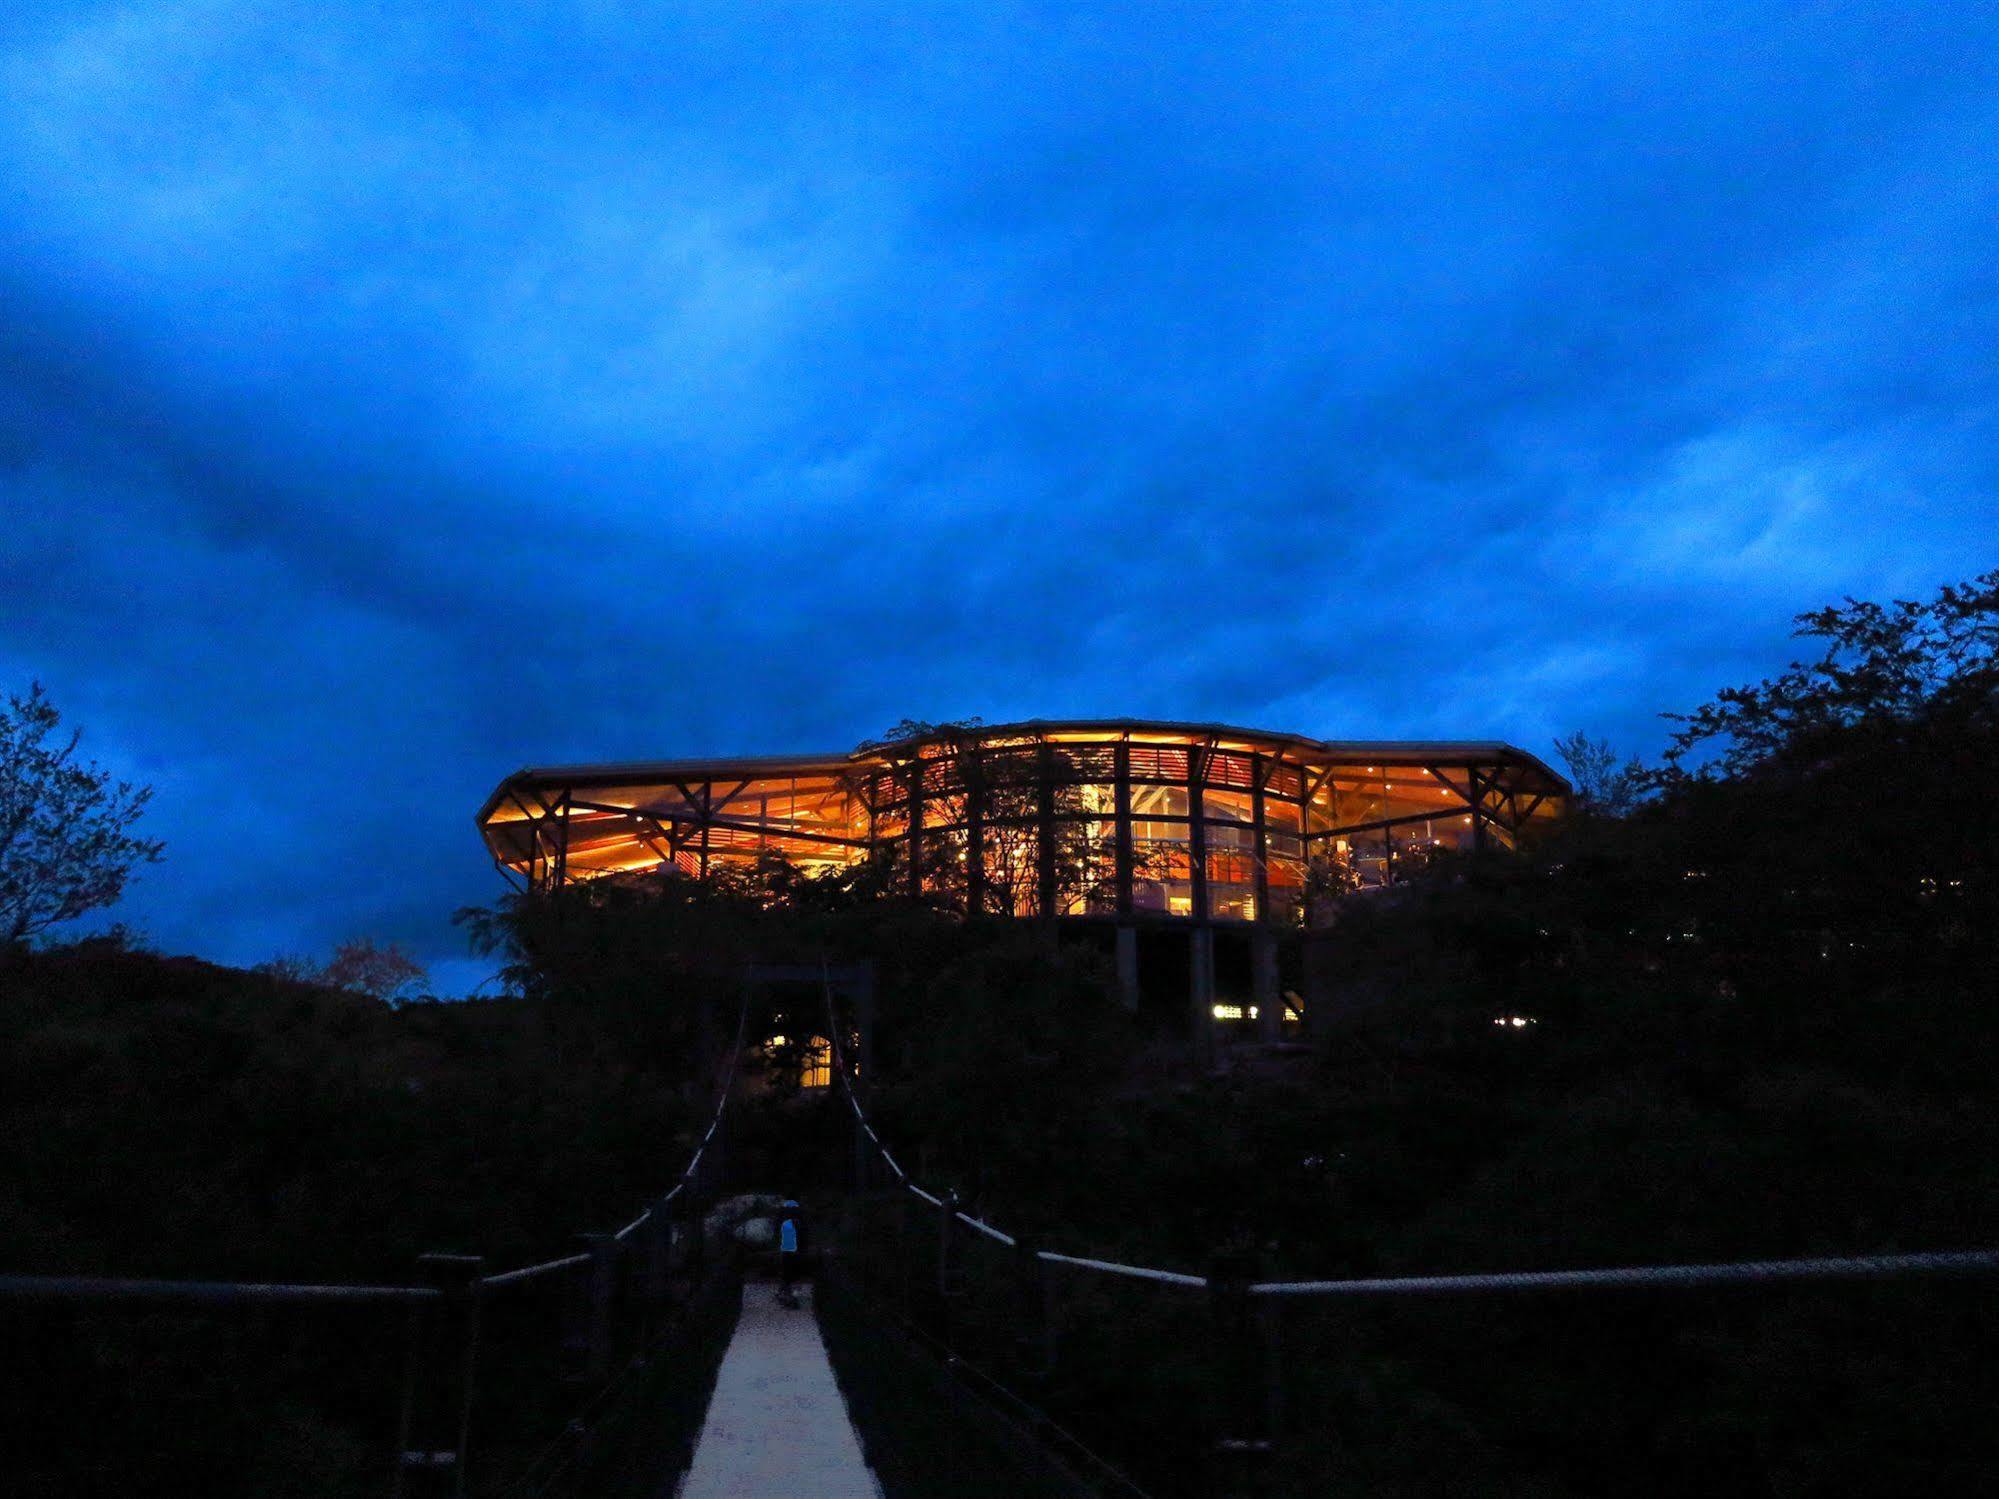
818, 970, 1999, 1304
820, 968, 1209, 1290
817, 967, 1999, 1489
1251, 1247, 1999, 1298
955, 1210, 1018, 1249
0, 1274, 440, 1304
7, 985, 757, 1499
483, 990, 750, 1290
478, 1254, 592, 1291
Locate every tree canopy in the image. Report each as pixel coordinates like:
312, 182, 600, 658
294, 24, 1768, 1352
0, 683, 164, 946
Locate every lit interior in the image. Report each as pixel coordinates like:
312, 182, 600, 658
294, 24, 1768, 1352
476, 720, 1567, 928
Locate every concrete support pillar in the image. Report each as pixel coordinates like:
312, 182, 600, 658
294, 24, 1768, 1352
1191, 926, 1217, 1069
1115, 925, 1140, 1012
1253, 931, 1281, 1044
1303, 932, 1335, 1045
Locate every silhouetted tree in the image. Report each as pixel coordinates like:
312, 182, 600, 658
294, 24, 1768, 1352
258, 938, 430, 1002
1656, 569, 1999, 781
0, 682, 164, 946
1553, 731, 1646, 816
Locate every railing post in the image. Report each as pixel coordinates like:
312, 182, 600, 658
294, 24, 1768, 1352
687, 1184, 709, 1287
937, 1191, 958, 1300
1207, 1249, 1271, 1499
644, 1195, 675, 1319
936, 1190, 959, 1346
1259, 1291, 1285, 1467
898, 1186, 915, 1318
1015, 1234, 1056, 1383
393, 1253, 483, 1499
582, 1233, 618, 1382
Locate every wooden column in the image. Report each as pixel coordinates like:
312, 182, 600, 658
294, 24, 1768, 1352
1113, 740, 1134, 918
906, 759, 924, 898
1035, 741, 1057, 922
1250, 757, 1270, 924
1188, 743, 1215, 1066
964, 746, 986, 918
1188, 747, 1209, 922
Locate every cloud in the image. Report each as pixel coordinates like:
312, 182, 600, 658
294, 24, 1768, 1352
1, 2, 1995, 976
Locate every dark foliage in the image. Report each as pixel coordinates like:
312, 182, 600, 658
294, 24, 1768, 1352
827, 573, 1999, 1496
0, 682, 164, 945
8, 573, 1997, 1496
0, 938, 713, 1496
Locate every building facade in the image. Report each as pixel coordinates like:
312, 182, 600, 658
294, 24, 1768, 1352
476, 719, 1567, 1037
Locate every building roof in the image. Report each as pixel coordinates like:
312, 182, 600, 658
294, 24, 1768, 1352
478, 719, 1567, 825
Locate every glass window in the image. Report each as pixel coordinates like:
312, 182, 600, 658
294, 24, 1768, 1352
1059, 782, 1118, 817
980, 829, 1040, 917
1207, 849, 1257, 921
1131, 784, 1190, 818
1204, 788, 1255, 824
1132, 839, 1194, 916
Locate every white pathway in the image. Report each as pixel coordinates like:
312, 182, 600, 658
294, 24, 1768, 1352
675, 1281, 881, 1499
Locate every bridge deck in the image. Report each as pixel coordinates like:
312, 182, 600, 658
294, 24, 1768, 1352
676, 1280, 879, 1499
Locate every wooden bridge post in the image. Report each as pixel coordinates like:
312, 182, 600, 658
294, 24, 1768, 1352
1207, 1249, 1274, 1499
393, 1253, 484, 1499
707, 1115, 728, 1197
582, 1233, 619, 1380
898, 1186, 915, 1318
643, 1196, 675, 1319
687, 1186, 708, 1287
1014, 1234, 1056, 1383
937, 1190, 959, 1344
562, 1234, 618, 1383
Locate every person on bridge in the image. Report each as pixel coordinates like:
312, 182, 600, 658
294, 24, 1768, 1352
777, 1198, 804, 1307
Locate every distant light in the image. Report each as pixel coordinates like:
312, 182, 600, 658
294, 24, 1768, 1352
1493, 1015, 1537, 1029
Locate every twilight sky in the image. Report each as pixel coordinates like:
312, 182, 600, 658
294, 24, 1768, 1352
3, 3, 1996, 990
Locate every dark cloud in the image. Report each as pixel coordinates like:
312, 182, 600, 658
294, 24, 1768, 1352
2, 3, 1995, 982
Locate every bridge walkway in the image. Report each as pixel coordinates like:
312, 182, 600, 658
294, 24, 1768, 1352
675, 1278, 880, 1499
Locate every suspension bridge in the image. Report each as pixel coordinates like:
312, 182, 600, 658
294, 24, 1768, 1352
7, 979, 1999, 1499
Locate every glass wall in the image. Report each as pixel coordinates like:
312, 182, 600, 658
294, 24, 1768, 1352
481, 725, 1565, 926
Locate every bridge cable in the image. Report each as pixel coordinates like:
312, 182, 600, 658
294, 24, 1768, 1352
816, 968, 1999, 1300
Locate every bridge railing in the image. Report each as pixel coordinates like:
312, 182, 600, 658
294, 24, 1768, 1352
0, 997, 751, 1499
818, 975, 1999, 1497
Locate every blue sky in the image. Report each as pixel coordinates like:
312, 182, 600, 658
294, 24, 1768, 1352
3, 3, 1995, 989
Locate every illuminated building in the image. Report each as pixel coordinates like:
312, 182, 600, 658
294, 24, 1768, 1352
476, 720, 1566, 1039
